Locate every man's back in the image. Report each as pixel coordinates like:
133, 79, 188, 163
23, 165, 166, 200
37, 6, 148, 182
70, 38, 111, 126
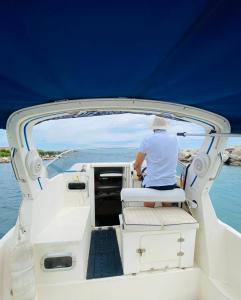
139, 131, 178, 187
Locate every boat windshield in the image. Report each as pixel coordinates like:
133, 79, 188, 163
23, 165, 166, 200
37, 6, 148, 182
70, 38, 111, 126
46, 148, 187, 180
46, 148, 137, 178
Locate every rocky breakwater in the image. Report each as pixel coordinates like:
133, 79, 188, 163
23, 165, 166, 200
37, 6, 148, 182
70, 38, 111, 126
179, 146, 241, 166
225, 147, 241, 166
0, 156, 10, 163
178, 149, 198, 163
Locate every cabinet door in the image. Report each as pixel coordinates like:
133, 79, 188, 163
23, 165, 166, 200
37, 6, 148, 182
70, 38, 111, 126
139, 232, 181, 271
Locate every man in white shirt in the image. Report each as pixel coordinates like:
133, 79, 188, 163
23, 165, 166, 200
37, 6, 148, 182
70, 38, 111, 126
134, 116, 178, 207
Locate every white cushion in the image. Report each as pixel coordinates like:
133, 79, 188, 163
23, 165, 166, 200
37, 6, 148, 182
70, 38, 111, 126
122, 207, 198, 231
121, 188, 185, 203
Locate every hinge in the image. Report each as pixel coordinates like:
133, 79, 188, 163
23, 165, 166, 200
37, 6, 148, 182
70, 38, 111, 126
136, 248, 146, 256
177, 251, 184, 257
177, 237, 184, 242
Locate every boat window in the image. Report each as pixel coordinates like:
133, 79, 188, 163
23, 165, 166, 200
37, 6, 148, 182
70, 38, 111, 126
42, 254, 73, 271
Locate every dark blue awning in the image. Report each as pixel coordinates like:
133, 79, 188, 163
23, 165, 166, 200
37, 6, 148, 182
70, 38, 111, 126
0, 1, 241, 131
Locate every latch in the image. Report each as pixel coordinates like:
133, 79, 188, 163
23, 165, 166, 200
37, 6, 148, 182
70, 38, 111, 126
177, 251, 184, 256
136, 248, 146, 256
177, 237, 184, 242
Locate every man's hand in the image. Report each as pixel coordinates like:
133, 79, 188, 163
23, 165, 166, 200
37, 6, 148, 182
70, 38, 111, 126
137, 173, 143, 181
144, 202, 155, 208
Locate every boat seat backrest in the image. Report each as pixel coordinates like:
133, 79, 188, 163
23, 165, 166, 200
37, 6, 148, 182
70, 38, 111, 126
121, 188, 185, 203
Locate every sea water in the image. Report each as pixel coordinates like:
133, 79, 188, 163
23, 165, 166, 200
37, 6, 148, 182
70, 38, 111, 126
0, 147, 241, 238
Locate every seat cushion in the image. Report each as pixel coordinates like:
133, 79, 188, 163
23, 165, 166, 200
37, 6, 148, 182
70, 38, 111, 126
122, 207, 199, 231
121, 188, 185, 203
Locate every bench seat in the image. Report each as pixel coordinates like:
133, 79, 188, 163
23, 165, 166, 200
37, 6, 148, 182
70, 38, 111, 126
122, 207, 198, 231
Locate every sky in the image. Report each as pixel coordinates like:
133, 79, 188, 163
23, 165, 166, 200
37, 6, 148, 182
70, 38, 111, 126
0, 114, 240, 150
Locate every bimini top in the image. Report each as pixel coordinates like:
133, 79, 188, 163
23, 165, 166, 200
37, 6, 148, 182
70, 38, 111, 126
0, 1, 241, 131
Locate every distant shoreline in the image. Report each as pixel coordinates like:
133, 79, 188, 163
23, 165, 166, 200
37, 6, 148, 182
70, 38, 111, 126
0, 156, 55, 164
0, 148, 61, 164
1, 146, 241, 166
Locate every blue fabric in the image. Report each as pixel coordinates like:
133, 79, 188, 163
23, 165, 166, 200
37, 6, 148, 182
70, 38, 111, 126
0, 1, 241, 131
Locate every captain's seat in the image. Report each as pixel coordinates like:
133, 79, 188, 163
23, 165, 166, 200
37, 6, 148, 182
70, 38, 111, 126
120, 188, 197, 230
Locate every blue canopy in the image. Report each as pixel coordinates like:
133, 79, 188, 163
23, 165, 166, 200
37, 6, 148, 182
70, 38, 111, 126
0, 1, 241, 131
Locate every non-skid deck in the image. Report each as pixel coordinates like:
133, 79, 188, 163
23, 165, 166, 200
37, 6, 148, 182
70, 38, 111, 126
87, 227, 123, 279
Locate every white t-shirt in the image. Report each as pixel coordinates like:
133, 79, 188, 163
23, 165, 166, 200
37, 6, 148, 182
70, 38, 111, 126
139, 131, 178, 187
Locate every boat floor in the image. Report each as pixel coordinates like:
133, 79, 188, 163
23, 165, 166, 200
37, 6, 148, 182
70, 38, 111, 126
87, 227, 123, 279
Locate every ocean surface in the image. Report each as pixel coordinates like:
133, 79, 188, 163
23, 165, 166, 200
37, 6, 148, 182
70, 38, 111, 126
0, 147, 241, 238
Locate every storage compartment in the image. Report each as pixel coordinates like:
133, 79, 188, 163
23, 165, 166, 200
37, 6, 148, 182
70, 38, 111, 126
34, 207, 91, 284
94, 167, 123, 226
119, 207, 199, 275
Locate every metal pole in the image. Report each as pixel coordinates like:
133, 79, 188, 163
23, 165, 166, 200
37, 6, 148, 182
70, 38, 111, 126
177, 132, 241, 137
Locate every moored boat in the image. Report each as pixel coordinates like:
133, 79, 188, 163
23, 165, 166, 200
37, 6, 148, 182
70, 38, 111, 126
0, 99, 241, 300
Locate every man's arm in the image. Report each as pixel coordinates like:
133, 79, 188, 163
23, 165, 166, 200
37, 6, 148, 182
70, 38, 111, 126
135, 151, 154, 207
134, 152, 146, 176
